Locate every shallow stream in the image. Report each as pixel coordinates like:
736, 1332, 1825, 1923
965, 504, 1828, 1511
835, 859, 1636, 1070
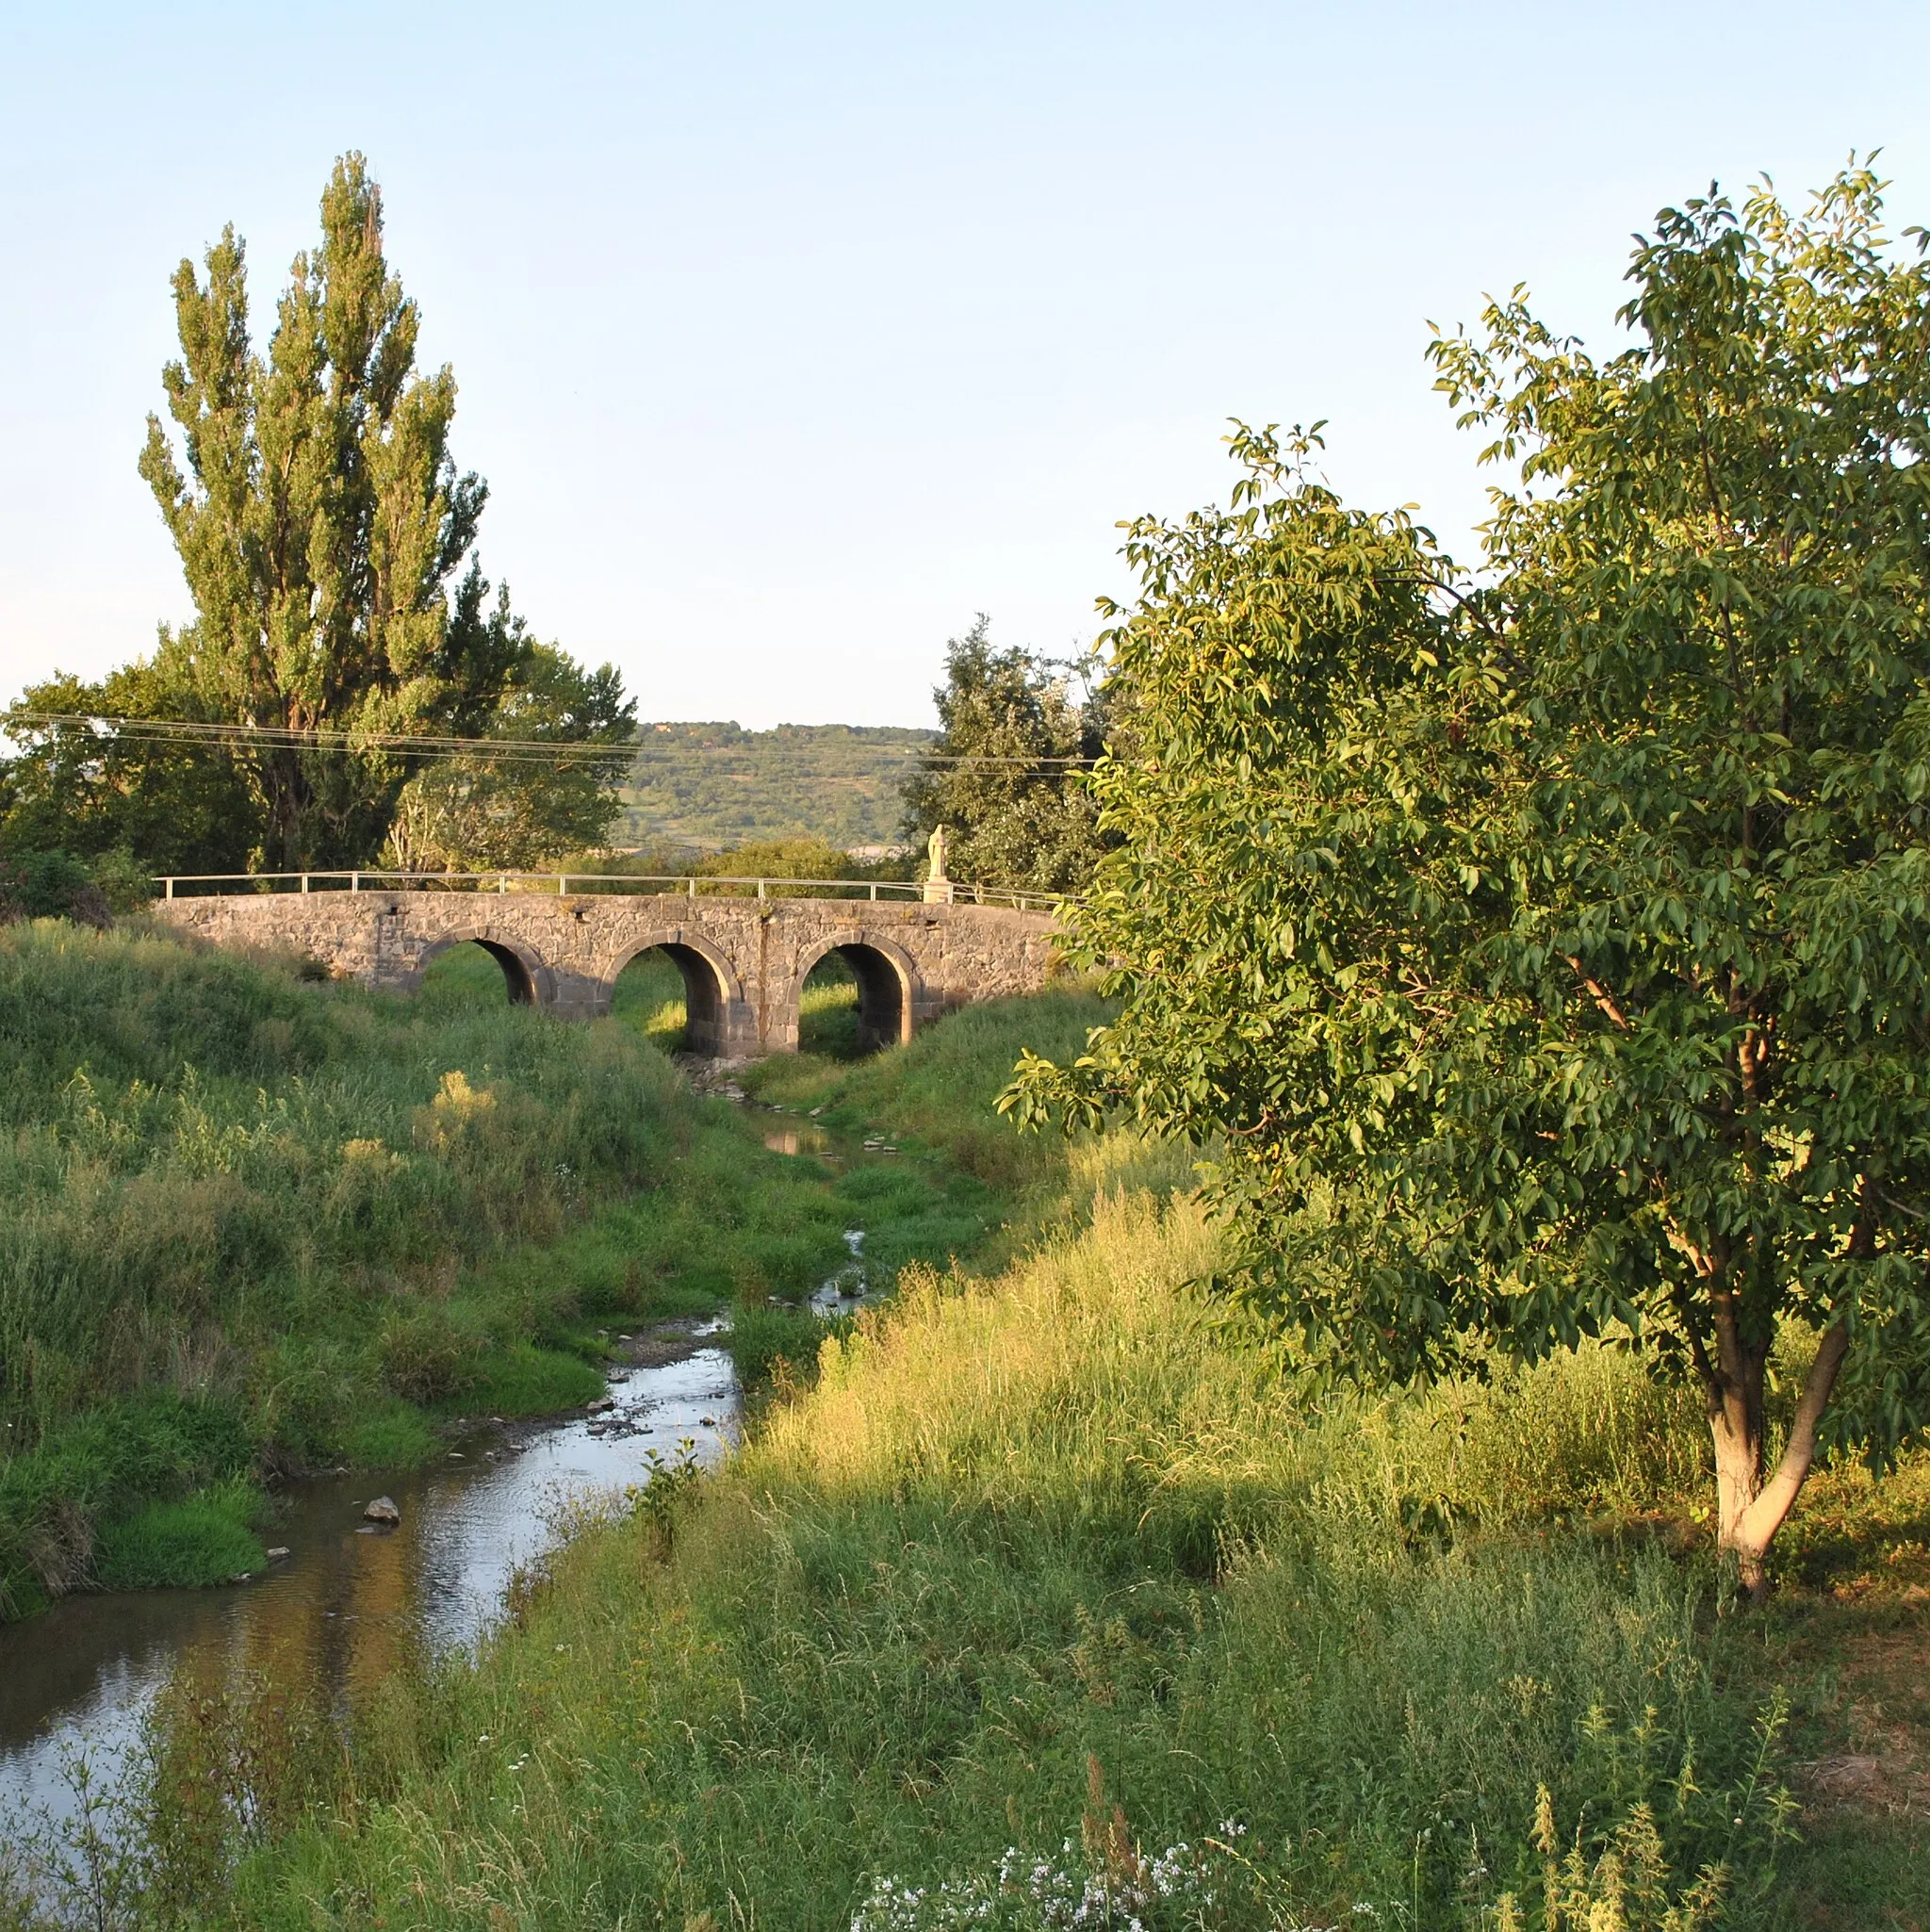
0, 1096, 887, 1856
0, 1330, 741, 1834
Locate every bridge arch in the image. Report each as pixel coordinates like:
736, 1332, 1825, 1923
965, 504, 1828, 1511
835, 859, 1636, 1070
413, 933, 553, 1007
602, 931, 744, 1056
792, 931, 922, 1055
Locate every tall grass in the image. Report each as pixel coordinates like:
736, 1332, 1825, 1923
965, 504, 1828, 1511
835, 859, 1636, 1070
0, 921, 679, 1434
0, 921, 866, 1614
205, 1173, 1793, 1930
746, 981, 1117, 1192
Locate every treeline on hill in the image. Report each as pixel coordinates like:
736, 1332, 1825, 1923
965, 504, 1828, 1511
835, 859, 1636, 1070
613, 723, 937, 853
5, 632, 1119, 911
611, 627, 1115, 893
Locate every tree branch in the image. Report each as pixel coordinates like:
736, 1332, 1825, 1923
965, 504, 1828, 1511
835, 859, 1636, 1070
1671, 1282, 1723, 1400
1562, 956, 1632, 1032
1732, 1318, 1851, 1556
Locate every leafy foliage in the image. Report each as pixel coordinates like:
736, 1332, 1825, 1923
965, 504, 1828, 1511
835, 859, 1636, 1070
1, 662, 262, 881
126, 153, 629, 869
902, 614, 1110, 893
381, 645, 634, 870
1006, 167, 1930, 1590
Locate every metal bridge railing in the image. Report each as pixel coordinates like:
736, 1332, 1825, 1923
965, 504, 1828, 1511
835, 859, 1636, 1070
150, 870, 1065, 915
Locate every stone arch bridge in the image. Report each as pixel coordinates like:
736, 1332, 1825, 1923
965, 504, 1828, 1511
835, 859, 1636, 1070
153, 880, 1061, 1057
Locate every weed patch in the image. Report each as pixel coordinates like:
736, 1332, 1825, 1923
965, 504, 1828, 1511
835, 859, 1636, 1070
92, 1479, 266, 1590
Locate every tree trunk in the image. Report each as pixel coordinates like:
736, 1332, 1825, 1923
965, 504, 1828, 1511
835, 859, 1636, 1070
263, 741, 307, 872
1706, 1316, 1849, 1602
1709, 1366, 1769, 1597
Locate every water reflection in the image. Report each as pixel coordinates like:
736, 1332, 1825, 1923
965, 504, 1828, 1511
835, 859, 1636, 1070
0, 1341, 740, 1835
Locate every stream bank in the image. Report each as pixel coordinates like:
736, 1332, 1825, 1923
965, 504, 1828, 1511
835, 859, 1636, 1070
0, 1072, 990, 1854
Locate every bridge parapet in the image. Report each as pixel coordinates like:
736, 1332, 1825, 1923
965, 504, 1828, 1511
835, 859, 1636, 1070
149, 876, 1062, 1057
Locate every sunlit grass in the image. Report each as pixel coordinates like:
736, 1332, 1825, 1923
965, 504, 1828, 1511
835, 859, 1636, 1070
220, 1185, 1817, 1930
608, 947, 689, 1050
798, 953, 860, 1056
25, 933, 1911, 1924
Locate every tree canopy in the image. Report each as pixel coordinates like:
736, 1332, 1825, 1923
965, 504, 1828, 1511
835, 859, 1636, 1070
30, 148, 633, 869
901, 615, 1109, 894
1, 658, 262, 881
1006, 167, 1930, 1594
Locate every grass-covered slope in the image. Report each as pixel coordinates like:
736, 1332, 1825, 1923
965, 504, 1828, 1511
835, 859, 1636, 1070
613, 720, 936, 852
12, 937, 1926, 1923
218, 1165, 1896, 1929
180, 987, 1926, 1927
744, 976, 1116, 1197
0, 922, 863, 1616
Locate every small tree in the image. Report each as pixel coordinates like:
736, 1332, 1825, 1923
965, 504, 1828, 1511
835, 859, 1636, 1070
1006, 169, 1930, 1595
902, 615, 1109, 894
139, 154, 564, 868
3, 657, 263, 878
381, 645, 634, 871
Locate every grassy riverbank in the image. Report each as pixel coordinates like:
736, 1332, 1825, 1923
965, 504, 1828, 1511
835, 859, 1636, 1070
0, 925, 857, 1617
8, 931, 1927, 1924
77, 1012, 1905, 1929
0, 925, 1100, 1622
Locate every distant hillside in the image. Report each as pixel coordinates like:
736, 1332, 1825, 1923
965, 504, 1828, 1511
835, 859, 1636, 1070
612, 722, 937, 855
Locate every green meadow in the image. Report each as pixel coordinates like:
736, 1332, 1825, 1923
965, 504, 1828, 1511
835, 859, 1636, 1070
2, 925, 1926, 1927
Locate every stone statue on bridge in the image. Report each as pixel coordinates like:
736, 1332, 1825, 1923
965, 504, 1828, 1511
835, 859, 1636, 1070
923, 823, 953, 905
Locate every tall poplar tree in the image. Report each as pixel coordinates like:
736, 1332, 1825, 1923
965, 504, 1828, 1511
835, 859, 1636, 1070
139, 154, 532, 867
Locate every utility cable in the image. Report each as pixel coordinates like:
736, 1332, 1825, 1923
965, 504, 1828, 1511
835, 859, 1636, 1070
4, 712, 1103, 769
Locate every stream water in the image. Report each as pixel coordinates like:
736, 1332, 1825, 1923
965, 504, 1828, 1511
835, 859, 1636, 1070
0, 1330, 741, 1838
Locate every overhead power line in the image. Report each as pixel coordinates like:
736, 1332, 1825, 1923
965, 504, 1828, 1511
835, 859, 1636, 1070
5, 712, 632, 766
3, 712, 1104, 769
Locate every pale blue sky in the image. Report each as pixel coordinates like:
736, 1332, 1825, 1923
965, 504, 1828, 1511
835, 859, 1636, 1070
3, 2, 1924, 727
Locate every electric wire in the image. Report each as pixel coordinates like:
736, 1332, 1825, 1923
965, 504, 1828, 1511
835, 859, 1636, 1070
3, 712, 1104, 769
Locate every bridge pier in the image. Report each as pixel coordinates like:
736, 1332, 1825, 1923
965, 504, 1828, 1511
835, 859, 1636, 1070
152, 889, 1058, 1056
